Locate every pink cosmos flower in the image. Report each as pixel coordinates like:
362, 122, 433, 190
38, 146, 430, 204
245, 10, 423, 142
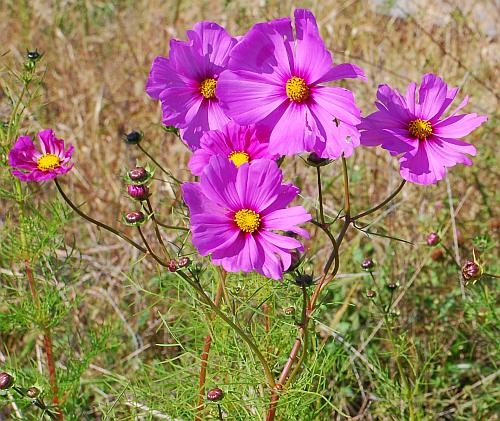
146, 22, 237, 150
216, 9, 366, 158
9, 129, 74, 182
182, 156, 311, 280
359, 73, 487, 184
188, 122, 277, 176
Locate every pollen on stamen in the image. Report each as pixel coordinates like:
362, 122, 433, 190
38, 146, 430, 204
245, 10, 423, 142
37, 153, 61, 171
234, 209, 261, 233
228, 151, 250, 168
408, 118, 433, 140
200, 78, 217, 99
286, 76, 310, 103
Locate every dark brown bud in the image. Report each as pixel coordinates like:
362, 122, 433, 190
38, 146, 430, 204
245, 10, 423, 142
26, 387, 40, 398
386, 282, 398, 290
124, 130, 143, 145
306, 152, 331, 167
294, 274, 313, 287
430, 248, 445, 261
361, 258, 375, 270
177, 257, 191, 268
207, 387, 224, 402
167, 260, 177, 272
366, 289, 376, 298
462, 260, 483, 282
128, 167, 149, 182
0, 372, 14, 390
125, 211, 145, 225
426, 232, 440, 246
284, 306, 295, 315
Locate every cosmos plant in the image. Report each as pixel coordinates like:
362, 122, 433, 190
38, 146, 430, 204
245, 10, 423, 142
8, 7, 488, 421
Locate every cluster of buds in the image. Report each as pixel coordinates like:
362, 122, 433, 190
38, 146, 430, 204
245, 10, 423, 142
0, 372, 40, 400
123, 159, 154, 226
167, 256, 192, 272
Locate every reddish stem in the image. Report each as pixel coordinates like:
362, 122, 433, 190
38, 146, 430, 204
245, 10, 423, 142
25, 260, 63, 420
263, 304, 270, 334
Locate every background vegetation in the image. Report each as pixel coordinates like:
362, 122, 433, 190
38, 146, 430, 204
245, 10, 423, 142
0, 0, 498, 419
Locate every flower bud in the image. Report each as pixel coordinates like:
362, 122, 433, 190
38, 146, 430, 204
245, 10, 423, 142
127, 184, 150, 201
426, 232, 440, 246
386, 282, 398, 290
178, 257, 191, 268
27, 50, 42, 61
167, 260, 177, 272
462, 260, 483, 282
306, 152, 331, 167
284, 306, 295, 315
26, 387, 40, 398
207, 387, 224, 402
430, 248, 445, 261
0, 372, 14, 390
123, 131, 143, 145
366, 289, 376, 298
128, 167, 149, 183
361, 258, 375, 271
294, 274, 313, 287
124, 211, 145, 225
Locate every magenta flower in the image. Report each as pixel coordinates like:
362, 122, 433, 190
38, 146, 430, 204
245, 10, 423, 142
146, 22, 237, 149
216, 9, 366, 158
188, 122, 277, 176
9, 129, 74, 182
359, 74, 487, 184
182, 156, 311, 280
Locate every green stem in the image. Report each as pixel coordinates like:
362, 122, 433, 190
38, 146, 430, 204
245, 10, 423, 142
316, 167, 325, 225
137, 144, 181, 184
353, 180, 406, 221
54, 179, 147, 253
176, 270, 276, 389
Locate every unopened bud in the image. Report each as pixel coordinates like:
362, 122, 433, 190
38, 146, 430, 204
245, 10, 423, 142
294, 274, 313, 287
128, 167, 149, 183
27, 50, 42, 61
178, 257, 191, 268
426, 232, 440, 246
366, 289, 376, 298
430, 248, 445, 261
386, 282, 398, 290
284, 306, 295, 315
127, 184, 150, 201
124, 211, 145, 225
26, 387, 40, 398
306, 152, 331, 167
167, 260, 177, 272
361, 258, 375, 270
123, 130, 143, 145
0, 372, 14, 390
207, 387, 224, 402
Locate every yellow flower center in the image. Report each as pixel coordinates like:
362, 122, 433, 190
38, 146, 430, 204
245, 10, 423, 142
37, 153, 61, 171
228, 151, 250, 168
408, 118, 433, 140
286, 76, 310, 102
200, 78, 217, 99
234, 209, 261, 233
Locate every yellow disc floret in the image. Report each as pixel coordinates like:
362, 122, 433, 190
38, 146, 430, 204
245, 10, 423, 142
37, 153, 61, 171
286, 76, 310, 102
408, 118, 433, 140
228, 151, 250, 168
234, 209, 261, 233
200, 78, 217, 99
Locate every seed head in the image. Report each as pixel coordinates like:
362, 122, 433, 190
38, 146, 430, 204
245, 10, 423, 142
123, 131, 143, 145
361, 258, 375, 270
426, 232, 440, 246
207, 387, 224, 402
26, 387, 40, 398
0, 372, 14, 390
127, 184, 150, 201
